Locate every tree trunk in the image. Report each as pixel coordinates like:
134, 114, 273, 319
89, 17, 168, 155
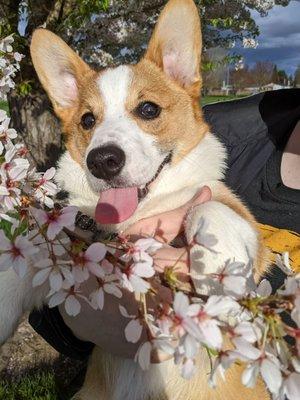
8, 90, 63, 171
3, 0, 63, 170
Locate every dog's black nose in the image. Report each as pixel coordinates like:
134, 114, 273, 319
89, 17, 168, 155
86, 145, 126, 180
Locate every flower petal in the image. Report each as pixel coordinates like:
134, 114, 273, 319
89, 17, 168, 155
242, 362, 259, 388
174, 292, 189, 318
125, 319, 143, 343
104, 283, 122, 298
135, 341, 152, 371
32, 267, 51, 287
49, 270, 63, 292
133, 260, 155, 278
260, 358, 282, 395
181, 358, 196, 380
65, 295, 81, 316
48, 291, 67, 308
284, 373, 300, 400
85, 242, 107, 262
119, 304, 135, 319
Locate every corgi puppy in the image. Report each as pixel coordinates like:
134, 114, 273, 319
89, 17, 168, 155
0, 0, 269, 399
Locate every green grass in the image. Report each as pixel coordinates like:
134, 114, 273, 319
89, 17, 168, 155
0, 371, 58, 400
201, 95, 245, 106
0, 100, 9, 114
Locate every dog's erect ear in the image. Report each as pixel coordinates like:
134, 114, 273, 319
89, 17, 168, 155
30, 29, 91, 111
144, 0, 202, 98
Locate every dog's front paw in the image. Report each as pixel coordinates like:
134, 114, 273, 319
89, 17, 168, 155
185, 201, 258, 295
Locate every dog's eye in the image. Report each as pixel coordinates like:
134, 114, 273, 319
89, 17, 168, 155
81, 112, 96, 130
135, 102, 161, 120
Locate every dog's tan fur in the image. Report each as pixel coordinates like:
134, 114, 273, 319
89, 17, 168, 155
27, 1, 271, 399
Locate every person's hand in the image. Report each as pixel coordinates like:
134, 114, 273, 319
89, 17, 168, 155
125, 185, 212, 279
60, 186, 212, 360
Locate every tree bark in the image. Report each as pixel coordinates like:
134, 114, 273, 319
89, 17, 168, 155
5, 0, 63, 170
8, 90, 63, 171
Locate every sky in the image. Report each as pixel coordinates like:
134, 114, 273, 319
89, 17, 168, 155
238, 0, 300, 76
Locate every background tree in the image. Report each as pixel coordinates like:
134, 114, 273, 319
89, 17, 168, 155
277, 69, 288, 86
251, 61, 274, 89
231, 64, 253, 90
271, 65, 279, 84
0, 0, 292, 167
294, 65, 300, 88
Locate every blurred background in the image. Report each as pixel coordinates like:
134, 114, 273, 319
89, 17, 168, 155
0, 1, 299, 399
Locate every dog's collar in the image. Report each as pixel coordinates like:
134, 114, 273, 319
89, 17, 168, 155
75, 211, 117, 241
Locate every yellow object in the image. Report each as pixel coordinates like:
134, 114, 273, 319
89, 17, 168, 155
258, 224, 300, 272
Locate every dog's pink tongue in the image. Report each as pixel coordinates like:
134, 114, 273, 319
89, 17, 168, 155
95, 187, 138, 224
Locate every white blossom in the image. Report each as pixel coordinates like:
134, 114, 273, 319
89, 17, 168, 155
0, 231, 38, 277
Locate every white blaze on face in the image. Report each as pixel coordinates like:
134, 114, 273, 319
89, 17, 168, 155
84, 65, 168, 225
98, 65, 131, 119
85, 65, 166, 192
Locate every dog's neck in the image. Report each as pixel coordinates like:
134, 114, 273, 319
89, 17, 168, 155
55, 133, 227, 232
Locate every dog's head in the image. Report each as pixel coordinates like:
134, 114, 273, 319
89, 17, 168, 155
30, 0, 209, 225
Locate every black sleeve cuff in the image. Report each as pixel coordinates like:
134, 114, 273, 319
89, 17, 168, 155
29, 306, 94, 361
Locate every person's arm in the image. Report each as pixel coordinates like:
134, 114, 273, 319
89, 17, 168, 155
60, 187, 212, 360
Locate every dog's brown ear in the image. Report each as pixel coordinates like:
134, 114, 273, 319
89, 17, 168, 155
30, 29, 91, 113
144, 0, 202, 99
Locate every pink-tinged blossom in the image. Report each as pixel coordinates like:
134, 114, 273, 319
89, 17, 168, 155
89, 281, 122, 311
173, 338, 198, 380
0, 181, 21, 210
0, 231, 38, 277
8, 159, 29, 182
117, 251, 155, 294
242, 351, 282, 395
118, 304, 143, 343
0, 117, 17, 155
30, 205, 77, 240
121, 237, 162, 263
194, 259, 253, 297
32, 258, 75, 294
0, 141, 29, 182
0, 148, 24, 210
34, 167, 57, 208
72, 242, 107, 283
188, 296, 240, 350
48, 286, 87, 317
209, 351, 237, 387
172, 292, 202, 340
231, 321, 262, 349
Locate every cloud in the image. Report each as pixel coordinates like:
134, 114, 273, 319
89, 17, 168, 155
238, 0, 300, 75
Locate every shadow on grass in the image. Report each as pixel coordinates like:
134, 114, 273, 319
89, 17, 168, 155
0, 356, 87, 400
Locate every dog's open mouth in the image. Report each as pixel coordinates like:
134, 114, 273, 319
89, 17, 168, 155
95, 152, 172, 225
